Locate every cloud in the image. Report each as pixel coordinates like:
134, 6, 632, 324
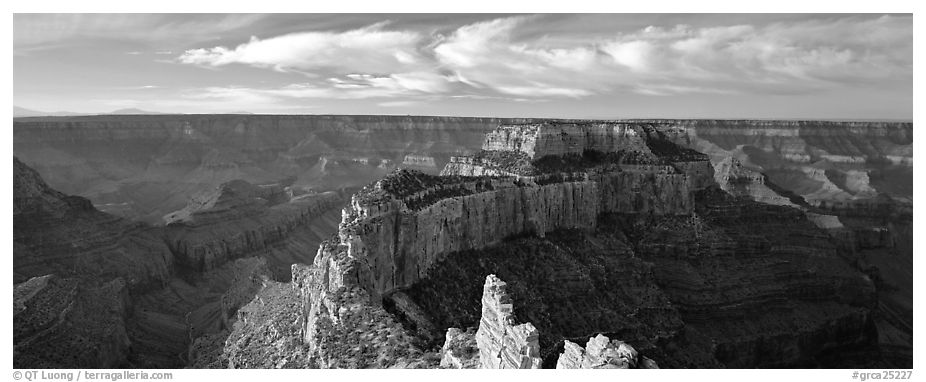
596, 15, 912, 93
173, 14, 910, 102
177, 22, 425, 75
378, 100, 422, 107
432, 16, 616, 98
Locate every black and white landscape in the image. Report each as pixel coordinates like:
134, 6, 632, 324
12, 13, 913, 370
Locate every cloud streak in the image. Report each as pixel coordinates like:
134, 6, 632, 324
173, 14, 910, 104
178, 22, 425, 74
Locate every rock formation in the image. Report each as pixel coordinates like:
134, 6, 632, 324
163, 178, 343, 275
656, 119, 912, 206
290, 246, 438, 368
327, 122, 709, 300
439, 328, 479, 369
473, 275, 542, 369
556, 334, 658, 369
712, 156, 796, 206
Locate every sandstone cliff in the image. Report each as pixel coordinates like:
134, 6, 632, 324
331, 122, 702, 300
338, 168, 691, 300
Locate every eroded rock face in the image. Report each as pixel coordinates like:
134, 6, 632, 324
339, 169, 692, 299
473, 275, 542, 369
482, 123, 652, 159
655, 120, 912, 206
163, 179, 344, 274
439, 328, 479, 368
291, 244, 438, 368
337, 122, 705, 300
713, 156, 796, 206
556, 334, 658, 369
453, 122, 714, 188
14, 157, 173, 289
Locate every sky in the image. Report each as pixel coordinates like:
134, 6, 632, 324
13, 13, 913, 119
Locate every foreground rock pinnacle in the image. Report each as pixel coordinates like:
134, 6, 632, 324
474, 274, 542, 369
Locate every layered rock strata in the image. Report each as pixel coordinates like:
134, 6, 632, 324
14, 157, 173, 289
448, 121, 714, 190
341, 168, 691, 299
473, 275, 542, 369
163, 178, 343, 273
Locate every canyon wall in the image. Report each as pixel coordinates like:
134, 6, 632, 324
14, 157, 173, 289
164, 184, 343, 274
14, 158, 348, 368
338, 168, 691, 299
652, 119, 912, 205
482, 123, 652, 158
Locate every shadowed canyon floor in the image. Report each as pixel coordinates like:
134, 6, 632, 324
13, 116, 912, 368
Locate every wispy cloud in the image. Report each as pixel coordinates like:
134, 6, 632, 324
174, 14, 911, 102
178, 22, 425, 75
15, 14, 910, 118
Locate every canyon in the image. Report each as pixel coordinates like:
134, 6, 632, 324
12, 115, 912, 369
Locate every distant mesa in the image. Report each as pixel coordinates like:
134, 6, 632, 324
13, 106, 84, 118
108, 108, 166, 115
13, 105, 168, 118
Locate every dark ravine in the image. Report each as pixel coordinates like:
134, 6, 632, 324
13, 116, 912, 369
